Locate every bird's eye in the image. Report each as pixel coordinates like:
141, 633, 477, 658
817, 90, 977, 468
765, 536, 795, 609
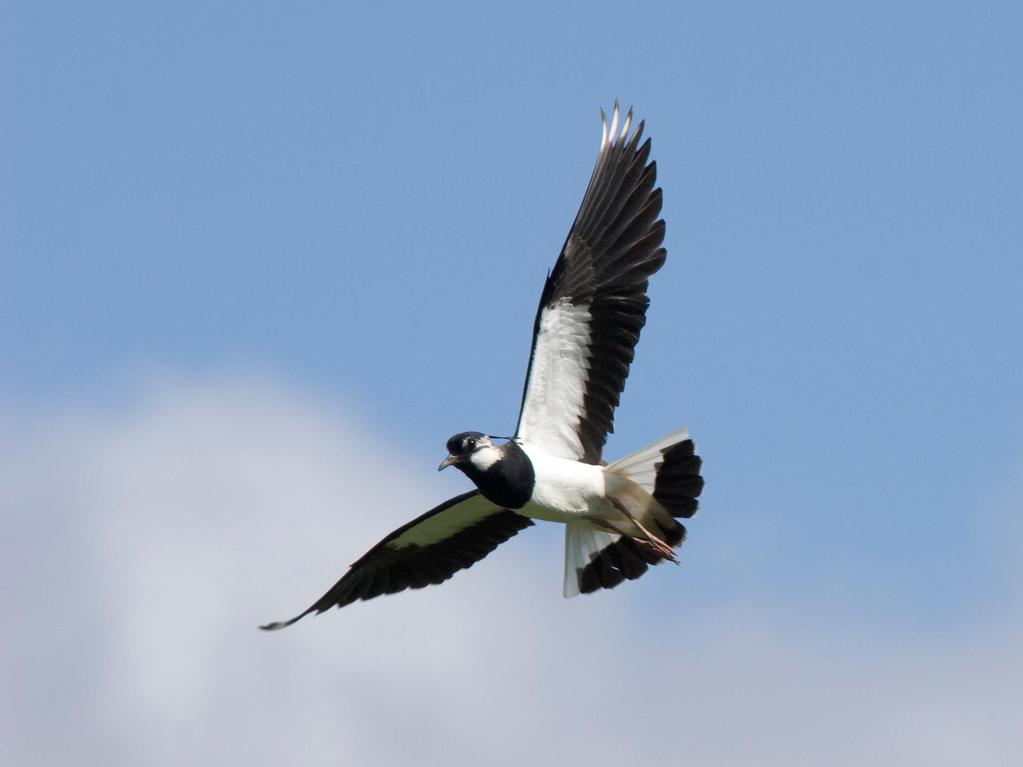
465, 438, 476, 451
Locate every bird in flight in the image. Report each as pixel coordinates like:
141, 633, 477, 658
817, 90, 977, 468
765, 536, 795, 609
261, 103, 704, 630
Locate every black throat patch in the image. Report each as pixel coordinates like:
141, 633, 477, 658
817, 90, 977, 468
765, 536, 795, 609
461, 441, 535, 509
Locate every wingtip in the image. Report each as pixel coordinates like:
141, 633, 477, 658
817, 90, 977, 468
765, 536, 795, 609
258, 620, 291, 632
258, 611, 309, 631
600, 100, 639, 151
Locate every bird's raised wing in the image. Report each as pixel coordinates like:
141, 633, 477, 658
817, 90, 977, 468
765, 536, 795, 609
260, 491, 532, 629
515, 103, 666, 463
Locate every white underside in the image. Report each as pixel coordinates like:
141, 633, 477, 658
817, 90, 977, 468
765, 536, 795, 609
517, 443, 608, 523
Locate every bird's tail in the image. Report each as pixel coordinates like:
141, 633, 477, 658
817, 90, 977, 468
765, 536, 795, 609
562, 428, 704, 597
608, 427, 704, 519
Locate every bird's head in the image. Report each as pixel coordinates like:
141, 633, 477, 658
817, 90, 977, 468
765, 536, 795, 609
438, 431, 502, 473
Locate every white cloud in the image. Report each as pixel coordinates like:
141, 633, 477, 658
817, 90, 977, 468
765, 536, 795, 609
1, 374, 1021, 766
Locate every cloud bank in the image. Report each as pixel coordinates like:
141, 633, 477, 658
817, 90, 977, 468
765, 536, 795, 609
2, 376, 1020, 765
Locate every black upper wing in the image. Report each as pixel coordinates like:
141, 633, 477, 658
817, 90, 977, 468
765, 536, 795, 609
260, 491, 533, 629
515, 103, 666, 464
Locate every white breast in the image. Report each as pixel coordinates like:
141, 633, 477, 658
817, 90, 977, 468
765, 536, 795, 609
519, 445, 606, 523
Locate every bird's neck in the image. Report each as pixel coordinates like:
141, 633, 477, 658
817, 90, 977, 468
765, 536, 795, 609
463, 442, 534, 509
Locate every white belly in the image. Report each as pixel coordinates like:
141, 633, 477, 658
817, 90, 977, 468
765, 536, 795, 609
519, 446, 607, 524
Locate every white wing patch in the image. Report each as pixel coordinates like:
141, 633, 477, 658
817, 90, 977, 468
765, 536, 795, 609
389, 494, 503, 548
516, 298, 592, 460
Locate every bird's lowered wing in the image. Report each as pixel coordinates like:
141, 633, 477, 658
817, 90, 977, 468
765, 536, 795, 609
260, 491, 532, 629
515, 103, 666, 464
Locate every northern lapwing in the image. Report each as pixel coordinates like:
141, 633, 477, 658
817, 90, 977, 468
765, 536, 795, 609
261, 103, 704, 630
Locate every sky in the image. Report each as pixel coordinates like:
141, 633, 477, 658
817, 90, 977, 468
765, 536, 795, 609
3, 1, 1022, 764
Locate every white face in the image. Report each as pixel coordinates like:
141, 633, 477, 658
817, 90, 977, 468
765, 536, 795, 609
467, 438, 502, 472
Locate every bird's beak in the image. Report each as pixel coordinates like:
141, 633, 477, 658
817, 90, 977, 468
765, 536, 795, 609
437, 455, 458, 472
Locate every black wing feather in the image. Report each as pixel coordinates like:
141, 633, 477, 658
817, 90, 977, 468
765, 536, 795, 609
260, 491, 533, 630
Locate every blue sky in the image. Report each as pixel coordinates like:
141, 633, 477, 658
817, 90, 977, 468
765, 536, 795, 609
4, 2, 1023, 764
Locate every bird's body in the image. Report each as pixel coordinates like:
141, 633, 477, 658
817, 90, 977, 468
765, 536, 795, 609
520, 446, 605, 522
262, 103, 704, 630
462, 436, 606, 522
